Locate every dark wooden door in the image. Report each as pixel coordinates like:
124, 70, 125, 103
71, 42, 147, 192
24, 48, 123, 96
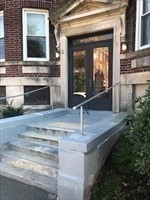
68, 35, 113, 110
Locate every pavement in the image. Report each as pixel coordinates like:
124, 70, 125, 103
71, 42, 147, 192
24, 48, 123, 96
0, 175, 57, 200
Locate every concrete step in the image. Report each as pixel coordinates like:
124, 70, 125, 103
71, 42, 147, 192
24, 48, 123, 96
8, 140, 58, 162
1, 149, 58, 169
26, 125, 74, 137
18, 131, 61, 147
0, 163, 57, 194
1, 150, 58, 179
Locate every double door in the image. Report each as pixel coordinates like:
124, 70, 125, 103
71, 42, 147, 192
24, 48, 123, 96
68, 39, 113, 110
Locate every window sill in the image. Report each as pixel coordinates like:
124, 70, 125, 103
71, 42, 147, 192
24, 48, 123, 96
0, 61, 57, 66
124, 47, 150, 60
0, 59, 5, 62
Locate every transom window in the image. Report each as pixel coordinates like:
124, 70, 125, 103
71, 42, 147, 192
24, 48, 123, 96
0, 11, 5, 61
136, 0, 150, 50
23, 9, 49, 61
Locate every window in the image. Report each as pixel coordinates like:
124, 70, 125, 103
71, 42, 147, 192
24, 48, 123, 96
136, 0, 150, 50
0, 11, 5, 61
0, 86, 6, 105
23, 9, 49, 61
24, 86, 50, 105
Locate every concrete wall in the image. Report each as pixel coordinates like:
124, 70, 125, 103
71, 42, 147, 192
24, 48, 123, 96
0, 109, 66, 147
0, 76, 61, 108
58, 113, 127, 200
120, 71, 150, 112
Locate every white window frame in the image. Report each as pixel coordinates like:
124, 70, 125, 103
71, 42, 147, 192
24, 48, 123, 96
135, 0, 150, 50
22, 8, 49, 61
0, 11, 5, 62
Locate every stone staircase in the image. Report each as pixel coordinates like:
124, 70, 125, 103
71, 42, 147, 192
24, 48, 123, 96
0, 109, 128, 200
0, 122, 66, 197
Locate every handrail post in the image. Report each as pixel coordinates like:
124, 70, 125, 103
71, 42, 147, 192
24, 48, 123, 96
80, 106, 83, 135
51, 86, 54, 110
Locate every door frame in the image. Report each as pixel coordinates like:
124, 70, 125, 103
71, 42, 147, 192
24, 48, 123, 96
59, 19, 121, 112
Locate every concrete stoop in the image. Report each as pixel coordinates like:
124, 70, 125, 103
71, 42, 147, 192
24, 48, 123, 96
0, 109, 128, 200
0, 123, 61, 197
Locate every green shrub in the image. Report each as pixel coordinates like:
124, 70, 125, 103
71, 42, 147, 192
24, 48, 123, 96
111, 133, 136, 174
0, 100, 28, 118
127, 81, 150, 179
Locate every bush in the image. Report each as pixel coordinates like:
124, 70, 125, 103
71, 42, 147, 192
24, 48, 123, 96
0, 100, 28, 118
90, 131, 150, 200
127, 81, 150, 179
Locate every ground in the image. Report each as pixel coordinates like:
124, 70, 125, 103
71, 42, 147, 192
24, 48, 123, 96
0, 175, 56, 200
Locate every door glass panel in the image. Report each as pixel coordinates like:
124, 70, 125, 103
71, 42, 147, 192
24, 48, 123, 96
73, 50, 86, 97
93, 47, 109, 96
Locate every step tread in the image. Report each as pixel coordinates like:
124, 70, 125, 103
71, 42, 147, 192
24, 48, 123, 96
10, 140, 58, 156
1, 151, 58, 179
28, 124, 75, 132
0, 163, 57, 193
20, 131, 62, 141
1, 149, 59, 169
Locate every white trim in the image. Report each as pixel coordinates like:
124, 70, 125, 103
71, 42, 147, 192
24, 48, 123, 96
60, 18, 121, 112
135, 0, 150, 50
22, 8, 49, 61
0, 11, 5, 62
60, 3, 127, 23
135, 0, 142, 50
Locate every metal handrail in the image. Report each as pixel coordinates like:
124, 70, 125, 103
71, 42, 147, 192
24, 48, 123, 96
0, 84, 60, 110
73, 82, 120, 134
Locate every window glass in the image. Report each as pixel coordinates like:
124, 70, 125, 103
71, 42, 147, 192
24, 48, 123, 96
93, 47, 109, 96
27, 36, 46, 58
0, 39, 5, 60
0, 86, 6, 105
141, 0, 150, 47
0, 13, 5, 60
142, 14, 150, 46
73, 50, 86, 97
24, 86, 50, 105
72, 33, 113, 45
143, 0, 150, 13
0, 15, 4, 37
27, 13, 45, 36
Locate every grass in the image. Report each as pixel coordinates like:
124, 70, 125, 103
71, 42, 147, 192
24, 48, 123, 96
90, 132, 150, 200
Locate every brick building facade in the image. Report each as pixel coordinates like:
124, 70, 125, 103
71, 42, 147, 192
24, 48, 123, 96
0, 0, 150, 111
0, 0, 67, 108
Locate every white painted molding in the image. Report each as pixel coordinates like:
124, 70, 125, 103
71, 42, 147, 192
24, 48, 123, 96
0, 67, 6, 74
22, 67, 50, 73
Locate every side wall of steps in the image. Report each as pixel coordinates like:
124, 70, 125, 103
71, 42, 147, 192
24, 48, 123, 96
0, 109, 68, 148
58, 113, 127, 200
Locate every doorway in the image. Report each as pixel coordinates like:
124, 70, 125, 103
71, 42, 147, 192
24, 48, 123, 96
68, 33, 113, 110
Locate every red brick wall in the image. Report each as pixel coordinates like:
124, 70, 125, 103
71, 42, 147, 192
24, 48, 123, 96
121, 59, 150, 74
3, 0, 66, 62
0, 0, 66, 77
121, 0, 150, 75
5, 1, 23, 61
0, 63, 60, 77
1, 0, 149, 78
0, 0, 5, 10
126, 0, 136, 53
